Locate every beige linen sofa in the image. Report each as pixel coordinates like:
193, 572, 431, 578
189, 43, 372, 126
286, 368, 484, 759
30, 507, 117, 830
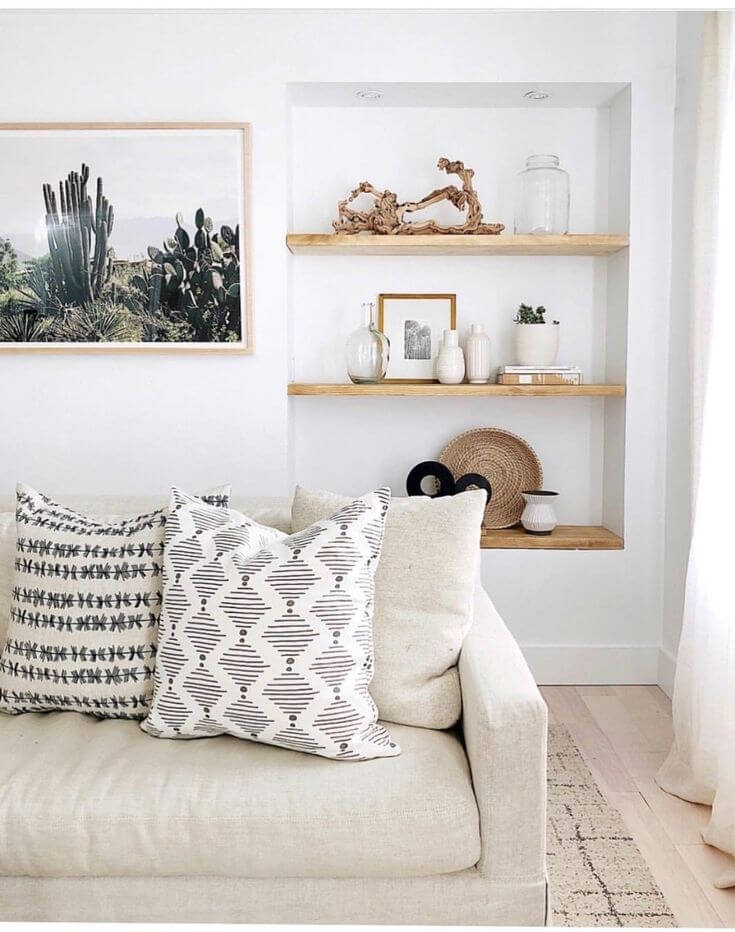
0, 495, 548, 925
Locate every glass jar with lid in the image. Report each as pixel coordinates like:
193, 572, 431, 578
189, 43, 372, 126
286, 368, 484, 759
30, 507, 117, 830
514, 154, 570, 235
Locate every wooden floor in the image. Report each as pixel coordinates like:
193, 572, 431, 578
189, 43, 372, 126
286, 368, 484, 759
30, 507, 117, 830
542, 686, 735, 928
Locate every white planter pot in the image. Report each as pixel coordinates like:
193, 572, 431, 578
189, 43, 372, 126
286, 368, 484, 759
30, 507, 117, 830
465, 323, 492, 383
514, 323, 560, 367
436, 329, 465, 384
521, 491, 559, 535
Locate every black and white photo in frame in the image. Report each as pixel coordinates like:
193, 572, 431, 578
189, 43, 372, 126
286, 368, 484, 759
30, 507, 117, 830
378, 293, 457, 381
0, 123, 251, 351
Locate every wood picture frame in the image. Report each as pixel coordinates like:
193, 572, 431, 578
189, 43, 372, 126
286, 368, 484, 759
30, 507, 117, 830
378, 293, 457, 382
0, 123, 252, 352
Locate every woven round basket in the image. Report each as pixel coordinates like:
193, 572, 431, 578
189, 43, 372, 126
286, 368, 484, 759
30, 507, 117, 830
440, 428, 543, 529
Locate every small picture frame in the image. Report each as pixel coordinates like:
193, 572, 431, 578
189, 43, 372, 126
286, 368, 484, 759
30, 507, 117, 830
378, 293, 457, 382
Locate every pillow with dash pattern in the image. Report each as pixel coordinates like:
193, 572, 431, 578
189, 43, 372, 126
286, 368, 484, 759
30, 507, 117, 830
0, 482, 230, 719
142, 486, 399, 761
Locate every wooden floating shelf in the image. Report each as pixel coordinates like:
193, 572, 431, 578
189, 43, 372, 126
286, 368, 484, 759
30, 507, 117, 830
288, 382, 625, 397
480, 525, 623, 551
286, 233, 629, 257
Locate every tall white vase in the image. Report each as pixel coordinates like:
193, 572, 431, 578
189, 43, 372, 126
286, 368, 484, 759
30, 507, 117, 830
465, 323, 492, 383
514, 323, 560, 366
436, 330, 465, 384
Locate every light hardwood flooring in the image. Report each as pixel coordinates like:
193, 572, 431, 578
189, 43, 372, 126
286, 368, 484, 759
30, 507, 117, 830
541, 686, 735, 928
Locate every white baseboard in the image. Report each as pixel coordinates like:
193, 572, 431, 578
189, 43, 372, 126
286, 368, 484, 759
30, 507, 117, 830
520, 643, 660, 685
657, 647, 677, 698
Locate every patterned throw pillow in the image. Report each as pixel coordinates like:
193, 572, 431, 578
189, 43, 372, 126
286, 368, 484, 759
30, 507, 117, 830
0, 482, 230, 719
142, 487, 399, 761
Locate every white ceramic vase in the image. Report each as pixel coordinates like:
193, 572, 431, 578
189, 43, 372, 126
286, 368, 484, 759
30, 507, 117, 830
521, 490, 559, 535
465, 324, 492, 383
436, 330, 466, 384
514, 323, 560, 366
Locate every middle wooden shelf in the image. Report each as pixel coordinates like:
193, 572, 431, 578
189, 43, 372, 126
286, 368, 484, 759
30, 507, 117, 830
288, 382, 625, 397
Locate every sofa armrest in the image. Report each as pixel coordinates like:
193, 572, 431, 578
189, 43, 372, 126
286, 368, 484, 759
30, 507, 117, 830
459, 586, 547, 882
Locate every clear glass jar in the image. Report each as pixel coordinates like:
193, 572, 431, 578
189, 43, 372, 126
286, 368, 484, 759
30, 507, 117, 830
514, 154, 570, 234
346, 301, 390, 383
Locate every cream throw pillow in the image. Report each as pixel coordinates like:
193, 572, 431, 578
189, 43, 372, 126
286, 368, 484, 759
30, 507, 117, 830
291, 487, 486, 729
142, 487, 399, 761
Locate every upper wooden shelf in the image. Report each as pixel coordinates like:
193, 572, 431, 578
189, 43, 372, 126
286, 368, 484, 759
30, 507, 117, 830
288, 382, 625, 397
286, 233, 629, 257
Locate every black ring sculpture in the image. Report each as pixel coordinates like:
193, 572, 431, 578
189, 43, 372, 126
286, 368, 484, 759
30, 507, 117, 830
454, 472, 492, 505
406, 462, 493, 504
405, 461, 456, 498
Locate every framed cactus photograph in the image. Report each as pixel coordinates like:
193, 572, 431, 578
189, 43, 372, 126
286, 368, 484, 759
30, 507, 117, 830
0, 123, 251, 351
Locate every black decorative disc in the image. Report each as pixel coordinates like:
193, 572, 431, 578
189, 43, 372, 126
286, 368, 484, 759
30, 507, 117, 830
406, 461, 456, 498
454, 472, 492, 504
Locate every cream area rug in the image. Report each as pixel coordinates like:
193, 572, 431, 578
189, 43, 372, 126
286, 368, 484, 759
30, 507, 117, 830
547, 725, 676, 927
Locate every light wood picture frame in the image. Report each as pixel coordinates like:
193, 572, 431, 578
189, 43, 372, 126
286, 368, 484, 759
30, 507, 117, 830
378, 293, 457, 382
0, 123, 252, 352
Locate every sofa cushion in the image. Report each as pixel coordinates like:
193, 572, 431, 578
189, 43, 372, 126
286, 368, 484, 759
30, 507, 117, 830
0, 711, 480, 879
0, 495, 292, 532
143, 488, 399, 761
291, 487, 486, 729
0, 495, 291, 651
0, 512, 13, 650
0, 484, 229, 719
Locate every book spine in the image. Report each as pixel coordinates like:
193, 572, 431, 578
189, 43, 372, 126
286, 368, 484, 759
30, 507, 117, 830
497, 372, 583, 385
498, 366, 581, 373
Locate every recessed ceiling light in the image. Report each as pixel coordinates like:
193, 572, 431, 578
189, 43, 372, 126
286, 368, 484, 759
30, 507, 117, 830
524, 90, 550, 101
356, 89, 383, 101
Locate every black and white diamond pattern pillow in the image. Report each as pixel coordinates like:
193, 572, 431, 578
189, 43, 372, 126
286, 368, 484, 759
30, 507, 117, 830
142, 486, 399, 761
0, 482, 230, 719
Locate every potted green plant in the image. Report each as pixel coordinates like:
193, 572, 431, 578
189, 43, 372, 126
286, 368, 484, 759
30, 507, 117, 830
513, 303, 560, 366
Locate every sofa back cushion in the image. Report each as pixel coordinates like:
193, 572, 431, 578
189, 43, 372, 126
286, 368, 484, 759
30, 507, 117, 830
0, 495, 292, 650
0, 483, 229, 719
291, 487, 486, 729
0, 512, 13, 650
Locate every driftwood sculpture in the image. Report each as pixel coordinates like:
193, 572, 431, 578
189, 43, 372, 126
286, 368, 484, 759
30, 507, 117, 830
333, 158, 504, 235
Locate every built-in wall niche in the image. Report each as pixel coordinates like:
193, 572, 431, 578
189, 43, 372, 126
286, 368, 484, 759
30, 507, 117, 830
286, 82, 631, 547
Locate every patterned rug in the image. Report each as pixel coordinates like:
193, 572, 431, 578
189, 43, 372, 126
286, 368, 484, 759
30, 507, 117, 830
547, 725, 677, 927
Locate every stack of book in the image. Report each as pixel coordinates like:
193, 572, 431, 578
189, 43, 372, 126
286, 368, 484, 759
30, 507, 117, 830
497, 366, 583, 385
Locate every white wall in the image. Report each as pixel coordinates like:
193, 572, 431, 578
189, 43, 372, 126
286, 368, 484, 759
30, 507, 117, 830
659, 12, 705, 695
0, 10, 678, 683
291, 104, 612, 532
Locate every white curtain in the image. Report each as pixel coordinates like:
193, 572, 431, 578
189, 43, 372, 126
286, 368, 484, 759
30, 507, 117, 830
656, 11, 735, 890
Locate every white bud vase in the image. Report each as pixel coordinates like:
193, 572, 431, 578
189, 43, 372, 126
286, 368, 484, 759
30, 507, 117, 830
514, 323, 560, 367
521, 490, 559, 535
465, 323, 492, 384
436, 329, 465, 384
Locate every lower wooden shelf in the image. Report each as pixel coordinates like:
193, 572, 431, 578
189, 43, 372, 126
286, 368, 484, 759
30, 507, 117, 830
480, 525, 623, 550
288, 382, 625, 397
